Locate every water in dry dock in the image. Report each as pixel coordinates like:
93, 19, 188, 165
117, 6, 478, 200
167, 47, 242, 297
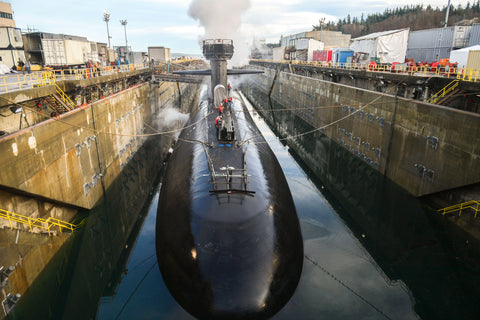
8, 93, 480, 320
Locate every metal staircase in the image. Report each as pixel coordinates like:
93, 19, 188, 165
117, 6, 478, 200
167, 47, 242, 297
34, 71, 77, 114
426, 80, 459, 104
436, 89, 465, 106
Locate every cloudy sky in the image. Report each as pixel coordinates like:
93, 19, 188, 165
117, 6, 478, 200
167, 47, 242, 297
11, 0, 474, 54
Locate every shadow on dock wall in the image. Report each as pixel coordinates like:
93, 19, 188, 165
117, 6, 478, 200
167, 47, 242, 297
241, 82, 480, 320
7, 133, 169, 320
1, 81, 199, 319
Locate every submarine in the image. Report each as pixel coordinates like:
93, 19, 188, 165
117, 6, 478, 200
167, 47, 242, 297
156, 39, 303, 319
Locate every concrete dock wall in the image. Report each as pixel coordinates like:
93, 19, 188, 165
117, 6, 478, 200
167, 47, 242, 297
0, 80, 199, 318
241, 68, 480, 197
0, 80, 198, 223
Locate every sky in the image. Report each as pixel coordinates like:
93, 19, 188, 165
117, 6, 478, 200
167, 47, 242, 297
10, 0, 476, 55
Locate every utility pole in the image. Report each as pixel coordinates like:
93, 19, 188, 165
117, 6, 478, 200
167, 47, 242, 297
103, 11, 111, 48
120, 19, 128, 62
319, 17, 325, 42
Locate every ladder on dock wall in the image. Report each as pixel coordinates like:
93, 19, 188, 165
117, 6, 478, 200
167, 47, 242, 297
33, 72, 77, 113
427, 79, 459, 104
437, 200, 480, 218
0, 209, 83, 236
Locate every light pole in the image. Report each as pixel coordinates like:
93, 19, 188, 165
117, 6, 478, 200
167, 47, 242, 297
444, 0, 451, 28
120, 19, 128, 62
103, 11, 111, 48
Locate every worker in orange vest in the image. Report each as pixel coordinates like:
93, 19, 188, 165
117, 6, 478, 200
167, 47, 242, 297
215, 115, 223, 138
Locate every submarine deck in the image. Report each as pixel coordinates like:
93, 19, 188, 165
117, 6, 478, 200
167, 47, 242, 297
203, 99, 249, 193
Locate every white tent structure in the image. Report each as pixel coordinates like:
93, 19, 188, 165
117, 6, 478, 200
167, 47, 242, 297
350, 28, 410, 64
449, 45, 480, 68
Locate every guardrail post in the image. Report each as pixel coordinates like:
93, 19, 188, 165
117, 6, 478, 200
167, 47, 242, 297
7, 212, 12, 229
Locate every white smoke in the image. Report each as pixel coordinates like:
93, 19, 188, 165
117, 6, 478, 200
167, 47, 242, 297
155, 107, 190, 138
188, 0, 251, 66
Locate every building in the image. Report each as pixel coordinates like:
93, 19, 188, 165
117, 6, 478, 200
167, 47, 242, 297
128, 51, 147, 64
295, 39, 324, 61
0, 1, 14, 28
406, 26, 471, 62
0, 27, 25, 68
305, 30, 351, 48
281, 30, 350, 49
148, 46, 171, 62
280, 32, 307, 48
350, 28, 410, 64
449, 45, 480, 68
23, 32, 98, 68
114, 46, 131, 63
97, 42, 116, 65
468, 24, 480, 46
0, 1, 24, 68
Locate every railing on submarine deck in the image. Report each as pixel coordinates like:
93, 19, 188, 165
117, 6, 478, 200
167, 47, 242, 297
437, 200, 480, 218
0, 208, 84, 236
250, 59, 480, 82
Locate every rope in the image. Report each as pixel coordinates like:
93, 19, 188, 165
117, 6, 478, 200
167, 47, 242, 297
305, 255, 394, 320
233, 100, 388, 114
0, 94, 213, 139
114, 261, 158, 320
143, 113, 213, 147
237, 90, 390, 146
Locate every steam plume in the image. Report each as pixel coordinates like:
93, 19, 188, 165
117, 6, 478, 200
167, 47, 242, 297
188, 0, 251, 66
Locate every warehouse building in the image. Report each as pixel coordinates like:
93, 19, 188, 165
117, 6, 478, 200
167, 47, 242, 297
350, 28, 410, 64
406, 26, 471, 62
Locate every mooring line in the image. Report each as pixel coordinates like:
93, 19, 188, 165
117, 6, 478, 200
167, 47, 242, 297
237, 86, 396, 146
304, 255, 394, 320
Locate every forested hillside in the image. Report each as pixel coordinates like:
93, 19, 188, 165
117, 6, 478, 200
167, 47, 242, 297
314, 2, 480, 38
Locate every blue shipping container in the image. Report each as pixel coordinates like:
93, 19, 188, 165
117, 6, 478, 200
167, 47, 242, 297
336, 50, 354, 64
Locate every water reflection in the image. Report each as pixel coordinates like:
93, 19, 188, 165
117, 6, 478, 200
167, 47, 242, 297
240, 86, 480, 319
97, 95, 420, 319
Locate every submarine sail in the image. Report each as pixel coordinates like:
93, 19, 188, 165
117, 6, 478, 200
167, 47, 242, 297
156, 39, 303, 320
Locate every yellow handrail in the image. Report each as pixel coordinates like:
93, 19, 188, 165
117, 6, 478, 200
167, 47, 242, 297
0, 208, 81, 236
437, 200, 480, 218
55, 84, 76, 110
250, 59, 480, 82
426, 80, 459, 104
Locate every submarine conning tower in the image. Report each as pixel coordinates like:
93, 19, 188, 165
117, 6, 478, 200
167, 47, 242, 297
203, 39, 234, 97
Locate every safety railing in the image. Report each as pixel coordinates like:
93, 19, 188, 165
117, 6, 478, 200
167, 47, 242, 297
457, 68, 480, 82
0, 63, 151, 93
0, 208, 82, 236
55, 83, 76, 110
0, 72, 43, 93
250, 59, 479, 82
437, 200, 480, 218
0, 60, 205, 94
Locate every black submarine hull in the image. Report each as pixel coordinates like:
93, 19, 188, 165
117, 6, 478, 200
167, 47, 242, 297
156, 94, 303, 319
